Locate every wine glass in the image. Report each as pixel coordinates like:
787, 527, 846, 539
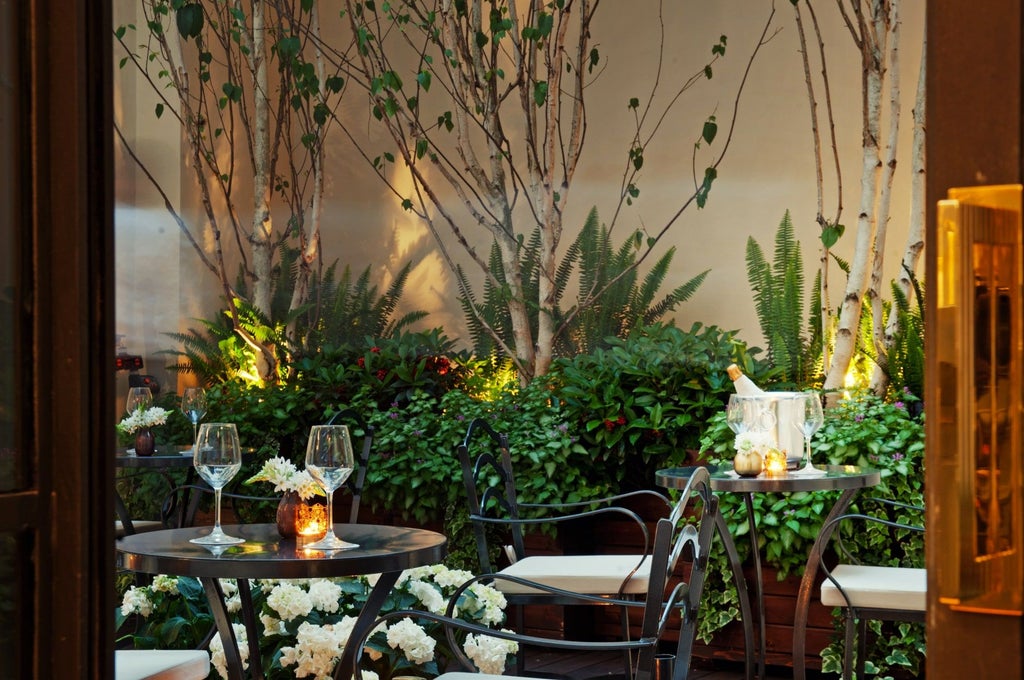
190, 423, 245, 545
125, 386, 153, 415
726, 394, 753, 434
793, 393, 826, 476
181, 387, 208, 452
303, 425, 358, 551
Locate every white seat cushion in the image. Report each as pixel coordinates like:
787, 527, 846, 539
496, 554, 650, 595
820, 565, 926, 611
115, 650, 210, 680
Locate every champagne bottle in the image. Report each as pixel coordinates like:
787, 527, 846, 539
727, 364, 764, 395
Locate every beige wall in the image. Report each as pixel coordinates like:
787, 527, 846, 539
114, 2, 926, 384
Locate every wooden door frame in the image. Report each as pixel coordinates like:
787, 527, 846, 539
3, 0, 116, 676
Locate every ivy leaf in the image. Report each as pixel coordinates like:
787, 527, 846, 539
588, 47, 600, 73
533, 81, 548, 107
154, 103, 164, 119
175, 3, 203, 39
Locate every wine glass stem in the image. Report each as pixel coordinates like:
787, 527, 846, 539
325, 490, 335, 538
804, 437, 812, 467
213, 487, 223, 531
192, 423, 199, 449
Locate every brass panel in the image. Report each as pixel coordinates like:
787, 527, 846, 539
936, 185, 1023, 615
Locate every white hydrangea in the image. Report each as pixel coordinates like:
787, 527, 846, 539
261, 613, 287, 637
407, 580, 446, 615
464, 631, 518, 674
117, 406, 170, 434
150, 574, 179, 595
432, 566, 474, 589
386, 619, 436, 665
267, 581, 315, 622
307, 579, 344, 613
209, 623, 249, 680
257, 579, 281, 594
279, 619, 355, 680
468, 583, 508, 626
120, 586, 153, 618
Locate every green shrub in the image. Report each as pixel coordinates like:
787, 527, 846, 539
552, 322, 767, 490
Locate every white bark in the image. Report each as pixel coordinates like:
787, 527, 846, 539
868, 2, 901, 393
824, 1, 887, 392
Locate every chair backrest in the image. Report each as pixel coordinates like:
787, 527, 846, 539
326, 407, 375, 524
456, 418, 523, 573
640, 466, 717, 680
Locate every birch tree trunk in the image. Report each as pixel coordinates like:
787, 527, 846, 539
823, 0, 887, 392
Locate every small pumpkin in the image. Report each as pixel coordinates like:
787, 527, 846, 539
733, 449, 763, 477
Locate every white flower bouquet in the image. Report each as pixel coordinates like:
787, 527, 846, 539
117, 564, 516, 680
734, 429, 774, 454
116, 406, 171, 435
245, 456, 323, 500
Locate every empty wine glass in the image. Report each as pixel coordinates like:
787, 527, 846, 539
190, 423, 245, 545
726, 394, 752, 434
180, 387, 208, 452
125, 386, 153, 415
793, 393, 826, 476
303, 425, 358, 551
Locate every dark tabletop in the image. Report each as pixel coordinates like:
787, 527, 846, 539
116, 523, 448, 579
115, 446, 196, 468
656, 464, 881, 493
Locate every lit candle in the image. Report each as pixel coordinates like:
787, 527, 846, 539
763, 448, 787, 477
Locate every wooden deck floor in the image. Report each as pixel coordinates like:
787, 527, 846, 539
523, 649, 823, 679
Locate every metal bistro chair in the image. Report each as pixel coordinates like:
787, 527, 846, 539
354, 466, 718, 680
816, 497, 926, 680
456, 418, 673, 674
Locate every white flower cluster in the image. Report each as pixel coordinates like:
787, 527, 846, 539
245, 456, 323, 500
734, 430, 774, 454
278, 618, 357, 680
464, 631, 519, 674
150, 574, 179, 595
209, 622, 250, 679
386, 618, 436, 665
120, 586, 153, 618
117, 406, 171, 434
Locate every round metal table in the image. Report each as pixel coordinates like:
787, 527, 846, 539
656, 464, 881, 680
117, 523, 448, 680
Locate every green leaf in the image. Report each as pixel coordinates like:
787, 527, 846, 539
589, 47, 600, 73
533, 81, 548, 107
821, 223, 845, 249
416, 70, 431, 91
325, 76, 345, 93
704, 64, 712, 79
154, 103, 164, 119
175, 3, 203, 39
702, 117, 718, 145
696, 167, 717, 208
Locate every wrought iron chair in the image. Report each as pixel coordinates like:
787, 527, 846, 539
817, 498, 925, 680
354, 466, 717, 680
456, 417, 673, 673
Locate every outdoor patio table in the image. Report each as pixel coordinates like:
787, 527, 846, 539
656, 464, 880, 680
115, 446, 197, 534
117, 523, 447, 680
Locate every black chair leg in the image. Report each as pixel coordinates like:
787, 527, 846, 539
856, 616, 868, 680
843, 610, 856, 680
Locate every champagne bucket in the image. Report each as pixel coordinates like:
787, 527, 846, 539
731, 392, 805, 468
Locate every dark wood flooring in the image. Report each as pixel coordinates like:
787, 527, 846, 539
523, 649, 821, 679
